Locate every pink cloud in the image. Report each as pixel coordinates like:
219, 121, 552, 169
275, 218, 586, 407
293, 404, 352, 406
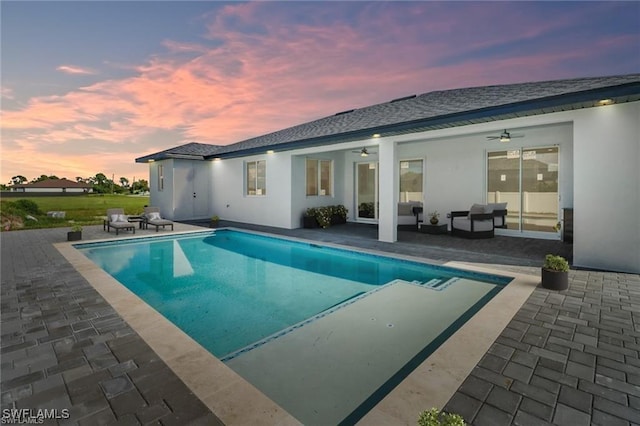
1, 86, 14, 100
56, 65, 97, 75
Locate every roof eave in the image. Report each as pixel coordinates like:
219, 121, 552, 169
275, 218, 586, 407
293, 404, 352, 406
135, 153, 206, 163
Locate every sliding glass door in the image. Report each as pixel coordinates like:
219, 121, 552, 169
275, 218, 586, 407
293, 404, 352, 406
487, 147, 559, 234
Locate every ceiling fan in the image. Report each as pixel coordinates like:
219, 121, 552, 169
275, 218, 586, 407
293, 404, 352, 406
352, 147, 377, 157
486, 129, 524, 143
351, 147, 376, 157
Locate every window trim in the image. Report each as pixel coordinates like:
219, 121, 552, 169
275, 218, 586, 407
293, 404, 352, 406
246, 159, 267, 196
398, 158, 424, 202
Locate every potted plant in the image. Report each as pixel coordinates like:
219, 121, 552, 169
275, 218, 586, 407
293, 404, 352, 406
210, 215, 220, 228
330, 205, 348, 225
67, 224, 82, 241
302, 208, 319, 228
428, 210, 440, 225
541, 254, 569, 290
418, 408, 466, 426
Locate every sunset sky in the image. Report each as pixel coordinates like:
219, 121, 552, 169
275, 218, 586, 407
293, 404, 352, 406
1, 1, 639, 185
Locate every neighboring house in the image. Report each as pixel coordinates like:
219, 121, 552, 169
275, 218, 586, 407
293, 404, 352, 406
136, 74, 640, 273
11, 178, 92, 193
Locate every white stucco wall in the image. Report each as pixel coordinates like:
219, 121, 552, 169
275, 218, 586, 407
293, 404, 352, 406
148, 160, 176, 219
211, 153, 293, 228
572, 102, 640, 273
291, 151, 347, 226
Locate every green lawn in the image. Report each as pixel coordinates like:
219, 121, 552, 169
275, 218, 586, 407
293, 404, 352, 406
1, 194, 150, 230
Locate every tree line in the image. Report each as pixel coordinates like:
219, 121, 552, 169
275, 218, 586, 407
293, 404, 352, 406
4, 173, 149, 194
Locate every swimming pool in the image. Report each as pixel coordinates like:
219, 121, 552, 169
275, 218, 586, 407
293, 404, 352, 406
77, 229, 512, 424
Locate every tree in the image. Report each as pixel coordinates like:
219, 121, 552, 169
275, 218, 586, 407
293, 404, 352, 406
10, 175, 27, 186
131, 179, 149, 193
119, 177, 130, 188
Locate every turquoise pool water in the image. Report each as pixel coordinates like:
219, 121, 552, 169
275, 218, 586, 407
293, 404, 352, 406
78, 230, 510, 358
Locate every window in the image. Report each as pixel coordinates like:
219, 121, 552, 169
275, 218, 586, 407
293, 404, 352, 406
399, 159, 423, 202
306, 159, 332, 196
157, 164, 164, 191
246, 160, 266, 195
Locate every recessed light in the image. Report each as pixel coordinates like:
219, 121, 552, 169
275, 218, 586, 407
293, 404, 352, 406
372, 133, 381, 138
266, 150, 275, 154
598, 99, 614, 106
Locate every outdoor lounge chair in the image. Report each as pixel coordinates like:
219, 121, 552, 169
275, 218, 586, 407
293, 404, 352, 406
449, 204, 495, 239
105, 208, 135, 235
488, 202, 508, 228
143, 207, 174, 232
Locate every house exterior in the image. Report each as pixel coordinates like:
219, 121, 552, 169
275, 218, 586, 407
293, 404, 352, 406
11, 178, 92, 193
136, 74, 640, 274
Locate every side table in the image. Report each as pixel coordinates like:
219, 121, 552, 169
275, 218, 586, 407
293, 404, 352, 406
419, 223, 448, 235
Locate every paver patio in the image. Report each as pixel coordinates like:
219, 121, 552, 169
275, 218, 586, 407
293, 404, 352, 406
1, 222, 638, 425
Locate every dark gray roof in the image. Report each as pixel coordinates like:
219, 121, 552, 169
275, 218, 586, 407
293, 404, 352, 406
136, 142, 222, 163
137, 74, 640, 162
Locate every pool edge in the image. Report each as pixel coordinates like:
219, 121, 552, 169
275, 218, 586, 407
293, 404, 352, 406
55, 233, 539, 426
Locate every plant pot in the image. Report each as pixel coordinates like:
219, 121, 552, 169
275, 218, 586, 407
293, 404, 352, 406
331, 214, 346, 225
430, 218, 439, 225
541, 268, 568, 291
67, 231, 82, 241
302, 216, 318, 229
210, 220, 219, 228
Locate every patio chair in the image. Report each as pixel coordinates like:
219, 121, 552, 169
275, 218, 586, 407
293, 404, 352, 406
143, 207, 174, 232
104, 208, 135, 235
449, 204, 495, 239
488, 202, 508, 228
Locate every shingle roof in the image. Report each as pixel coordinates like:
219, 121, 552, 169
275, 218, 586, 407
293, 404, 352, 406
14, 178, 91, 189
137, 74, 640, 162
135, 142, 222, 163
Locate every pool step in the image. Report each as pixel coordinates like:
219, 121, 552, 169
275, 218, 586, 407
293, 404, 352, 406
411, 277, 459, 291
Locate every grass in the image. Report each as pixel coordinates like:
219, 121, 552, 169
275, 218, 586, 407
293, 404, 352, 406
0, 194, 150, 230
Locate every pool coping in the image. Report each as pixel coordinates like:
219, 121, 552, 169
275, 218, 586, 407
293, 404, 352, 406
54, 228, 540, 425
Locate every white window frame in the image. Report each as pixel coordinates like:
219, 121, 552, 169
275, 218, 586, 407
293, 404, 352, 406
246, 160, 266, 196
157, 164, 164, 192
306, 158, 333, 197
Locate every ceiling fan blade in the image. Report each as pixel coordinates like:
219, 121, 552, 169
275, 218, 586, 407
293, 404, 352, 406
486, 136, 499, 140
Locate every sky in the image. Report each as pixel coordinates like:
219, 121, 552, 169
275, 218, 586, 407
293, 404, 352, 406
1, 1, 639, 185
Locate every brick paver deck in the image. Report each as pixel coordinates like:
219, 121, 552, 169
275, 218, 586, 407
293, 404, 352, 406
2, 223, 638, 425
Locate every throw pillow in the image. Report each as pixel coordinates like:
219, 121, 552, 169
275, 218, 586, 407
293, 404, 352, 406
468, 204, 486, 218
148, 212, 161, 220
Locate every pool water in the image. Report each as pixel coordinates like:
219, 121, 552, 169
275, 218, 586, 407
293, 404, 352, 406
78, 229, 511, 424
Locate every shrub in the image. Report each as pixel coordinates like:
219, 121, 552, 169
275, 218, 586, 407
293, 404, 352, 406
418, 408, 466, 426
543, 254, 569, 272
14, 199, 40, 215
330, 205, 348, 219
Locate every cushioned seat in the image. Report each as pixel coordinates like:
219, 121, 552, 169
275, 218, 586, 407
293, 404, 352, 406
450, 204, 495, 239
143, 207, 174, 232
105, 208, 135, 235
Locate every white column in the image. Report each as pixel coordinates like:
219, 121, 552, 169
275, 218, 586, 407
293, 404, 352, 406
378, 139, 398, 242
